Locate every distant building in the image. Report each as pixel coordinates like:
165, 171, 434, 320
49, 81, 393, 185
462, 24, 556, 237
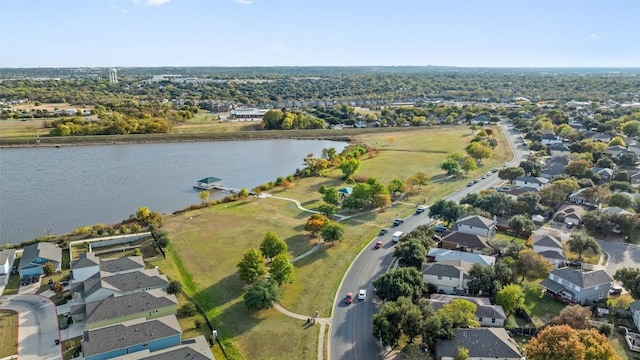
0, 249, 16, 285
229, 108, 268, 121
109, 69, 118, 84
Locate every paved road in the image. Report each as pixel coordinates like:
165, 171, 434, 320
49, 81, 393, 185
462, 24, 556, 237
0, 294, 62, 360
598, 240, 640, 277
329, 120, 526, 360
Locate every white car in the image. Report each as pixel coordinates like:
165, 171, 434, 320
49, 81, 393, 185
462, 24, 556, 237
358, 289, 367, 300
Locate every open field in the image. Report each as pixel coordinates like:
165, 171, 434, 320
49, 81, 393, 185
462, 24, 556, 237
0, 119, 51, 138
0, 310, 18, 358
150, 125, 513, 359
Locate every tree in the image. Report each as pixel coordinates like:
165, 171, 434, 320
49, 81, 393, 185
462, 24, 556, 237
198, 190, 210, 204
608, 136, 626, 147
525, 325, 618, 360
441, 158, 461, 175
321, 222, 345, 244
539, 179, 580, 207
495, 284, 525, 316
517, 192, 540, 211
607, 192, 633, 209
406, 172, 430, 190
394, 239, 427, 270
339, 158, 361, 179
453, 347, 470, 360
437, 299, 479, 328
520, 158, 541, 176
465, 142, 493, 161
461, 157, 477, 172
305, 214, 329, 235
498, 167, 525, 182
609, 180, 635, 193
516, 248, 553, 282
429, 200, 463, 224
373, 193, 392, 210
508, 214, 535, 239
622, 120, 640, 137
552, 305, 591, 329
317, 204, 338, 217
269, 253, 295, 285
388, 178, 406, 196
596, 156, 615, 169
43, 262, 56, 276
614, 267, 640, 299
564, 159, 592, 178
322, 187, 340, 205
567, 232, 599, 260
244, 278, 282, 310
237, 248, 267, 283
372, 267, 425, 302
373, 301, 403, 347
166, 280, 182, 295
259, 231, 288, 259
238, 188, 249, 199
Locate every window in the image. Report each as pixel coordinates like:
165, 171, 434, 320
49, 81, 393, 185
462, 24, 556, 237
479, 317, 483, 322
492, 318, 496, 323
437, 275, 442, 280
143, 343, 148, 347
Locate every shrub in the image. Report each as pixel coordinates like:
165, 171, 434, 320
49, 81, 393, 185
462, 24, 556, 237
181, 302, 197, 316
598, 323, 613, 337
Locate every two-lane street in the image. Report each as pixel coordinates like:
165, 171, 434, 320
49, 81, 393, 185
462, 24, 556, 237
330, 121, 526, 359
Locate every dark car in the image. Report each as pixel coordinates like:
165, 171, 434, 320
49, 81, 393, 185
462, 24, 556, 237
374, 241, 383, 249
48, 279, 54, 290
61, 280, 69, 287
378, 228, 388, 236
609, 287, 622, 296
345, 293, 353, 305
415, 206, 426, 215
392, 219, 404, 227
434, 224, 448, 233
21, 277, 30, 286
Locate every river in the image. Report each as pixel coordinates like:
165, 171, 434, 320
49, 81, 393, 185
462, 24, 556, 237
0, 139, 346, 246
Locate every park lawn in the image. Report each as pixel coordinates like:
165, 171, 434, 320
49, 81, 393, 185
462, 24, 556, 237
0, 310, 18, 358
0, 119, 51, 138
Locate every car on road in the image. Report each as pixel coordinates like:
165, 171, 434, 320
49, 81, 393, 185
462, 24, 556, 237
345, 293, 353, 304
358, 289, 367, 300
392, 218, 404, 227
378, 228, 388, 236
415, 206, 426, 215
503, 162, 509, 167
467, 181, 473, 187
473, 179, 479, 184
492, 168, 499, 173
374, 241, 383, 249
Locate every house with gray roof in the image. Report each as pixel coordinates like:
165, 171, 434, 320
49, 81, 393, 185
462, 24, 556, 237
541, 131, 562, 145
427, 248, 495, 267
629, 170, 640, 188
440, 231, 490, 254
422, 260, 474, 295
540, 156, 569, 179
548, 143, 571, 157
630, 300, 640, 332
82, 315, 182, 360
592, 167, 614, 181
100, 256, 145, 275
77, 268, 168, 303
554, 204, 585, 225
592, 132, 613, 143
454, 215, 496, 238
531, 231, 566, 268
540, 268, 613, 304
601, 206, 634, 217
71, 254, 145, 284
436, 328, 521, 360
514, 176, 549, 190
111, 335, 214, 360
18, 242, 62, 278
0, 249, 16, 285
83, 289, 178, 330
430, 294, 507, 327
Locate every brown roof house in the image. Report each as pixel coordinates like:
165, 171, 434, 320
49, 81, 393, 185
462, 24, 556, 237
554, 204, 584, 225
439, 231, 491, 254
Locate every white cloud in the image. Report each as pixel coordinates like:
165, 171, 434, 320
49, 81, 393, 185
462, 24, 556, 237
132, 0, 171, 5
234, 0, 253, 4
590, 33, 604, 40
269, 41, 287, 53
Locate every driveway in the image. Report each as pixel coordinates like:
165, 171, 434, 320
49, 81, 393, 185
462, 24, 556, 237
598, 240, 640, 278
0, 294, 62, 360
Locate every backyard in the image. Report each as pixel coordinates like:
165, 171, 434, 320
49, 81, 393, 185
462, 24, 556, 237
0, 310, 18, 358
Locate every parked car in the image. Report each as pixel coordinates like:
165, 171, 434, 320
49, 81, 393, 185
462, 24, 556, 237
392, 218, 404, 227
467, 181, 473, 187
374, 241, 383, 249
21, 277, 30, 286
358, 289, 367, 300
566, 260, 582, 268
492, 168, 499, 173
61, 280, 69, 287
48, 279, 54, 290
609, 287, 622, 296
345, 293, 353, 305
415, 206, 426, 215
434, 224, 448, 233
378, 228, 388, 236
566, 222, 574, 229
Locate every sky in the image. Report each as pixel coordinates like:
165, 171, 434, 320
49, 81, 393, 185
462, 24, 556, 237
1, 0, 639, 68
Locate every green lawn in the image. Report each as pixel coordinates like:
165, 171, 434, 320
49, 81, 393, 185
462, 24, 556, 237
524, 285, 565, 328
61, 336, 82, 360
2, 271, 20, 295
151, 126, 514, 360
0, 310, 18, 358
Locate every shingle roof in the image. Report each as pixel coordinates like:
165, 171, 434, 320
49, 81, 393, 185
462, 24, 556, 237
436, 328, 521, 359
100, 256, 145, 274
538, 250, 566, 260
18, 242, 61, 270
427, 249, 496, 267
0, 249, 15, 265
548, 143, 571, 152
71, 252, 99, 269
532, 234, 562, 249
601, 207, 634, 216
455, 215, 495, 230
551, 268, 613, 288
555, 204, 585, 220
515, 176, 549, 185
421, 260, 473, 279
85, 289, 177, 324
82, 315, 182, 357
111, 335, 214, 360
441, 231, 490, 250
630, 300, 640, 312
83, 269, 168, 299
430, 294, 506, 320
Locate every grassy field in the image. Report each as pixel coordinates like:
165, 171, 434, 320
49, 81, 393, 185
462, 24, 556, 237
149, 125, 513, 359
0, 310, 18, 358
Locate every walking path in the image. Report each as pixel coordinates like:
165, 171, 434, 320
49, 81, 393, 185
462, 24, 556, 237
272, 304, 331, 360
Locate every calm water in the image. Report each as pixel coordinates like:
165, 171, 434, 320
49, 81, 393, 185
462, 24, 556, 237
0, 139, 346, 245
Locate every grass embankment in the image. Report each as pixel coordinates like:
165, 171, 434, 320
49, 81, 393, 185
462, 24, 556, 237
146, 125, 512, 359
0, 310, 18, 358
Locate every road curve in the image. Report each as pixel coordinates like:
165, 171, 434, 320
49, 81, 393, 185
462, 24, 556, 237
329, 120, 525, 360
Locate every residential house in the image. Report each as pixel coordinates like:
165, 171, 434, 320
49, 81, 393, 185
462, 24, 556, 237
531, 232, 566, 268
454, 215, 497, 238
540, 156, 569, 179
435, 328, 522, 360
548, 143, 572, 157
82, 315, 182, 360
629, 170, 640, 188
76, 268, 168, 303
82, 289, 178, 330
439, 231, 491, 254
430, 294, 507, 327
17, 242, 62, 278
630, 300, 640, 332
112, 335, 214, 360
605, 145, 630, 159
569, 188, 599, 206
0, 249, 16, 285
592, 167, 614, 181
422, 260, 473, 294
427, 248, 496, 267
601, 206, 634, 217
592, 133, 613, 143
514, 176, 549, 190
71, 254, 145, 283
469, 114, 490, 125
540, 268, 613, 304
541, 131, 562, 145
554, 204, 584, 225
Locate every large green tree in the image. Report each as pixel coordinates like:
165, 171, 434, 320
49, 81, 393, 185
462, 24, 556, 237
339, 158, 361, 179
259, 231, 288, 260
394, 239, 427, 270
372, 267, 426, 302
244, 278, 282, 310
498, 167, 525, 181
567, 232, 599, 260
508, 214, 535, 239
614, 267, 640, 299
516, 248, 553, 282
269, 253, 295, 285
237, 248, 268, 283
321, 222, 345, 244
495, 284, 525, 316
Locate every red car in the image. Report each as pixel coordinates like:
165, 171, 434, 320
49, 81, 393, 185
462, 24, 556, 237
374, 241, 383, 249
345, 293, 353, 304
